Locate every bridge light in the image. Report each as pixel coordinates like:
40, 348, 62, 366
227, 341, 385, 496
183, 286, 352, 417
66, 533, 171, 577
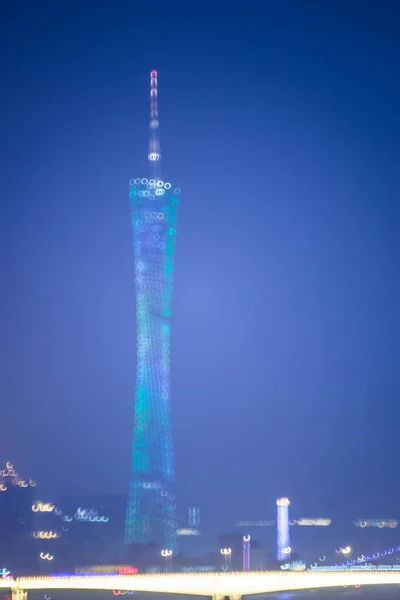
4, 571, 400, 594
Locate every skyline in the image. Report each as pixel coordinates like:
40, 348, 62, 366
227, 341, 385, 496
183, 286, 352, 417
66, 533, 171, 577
1, 0, 399, 534
2, 454, 400, 569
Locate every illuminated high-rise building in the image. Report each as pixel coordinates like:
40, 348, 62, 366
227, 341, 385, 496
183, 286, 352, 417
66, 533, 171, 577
55, 493, 127, 568
188, 506, 200, 527
0, 462, 36, 573
276, 497, 291, 561
125, 71, 179, 551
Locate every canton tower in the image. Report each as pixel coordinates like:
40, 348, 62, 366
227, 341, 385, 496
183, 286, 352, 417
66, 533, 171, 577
125, 70, 179, 550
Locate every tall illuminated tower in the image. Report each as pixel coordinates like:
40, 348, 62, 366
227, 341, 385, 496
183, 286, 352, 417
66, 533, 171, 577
276, 497, 291, 561
125, 71, 179, 550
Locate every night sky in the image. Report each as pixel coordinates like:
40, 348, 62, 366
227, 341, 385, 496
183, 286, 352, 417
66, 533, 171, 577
1, 0, 399, 531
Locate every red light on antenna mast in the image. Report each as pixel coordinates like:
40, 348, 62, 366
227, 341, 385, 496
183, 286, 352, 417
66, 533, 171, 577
150, 70, 157, 77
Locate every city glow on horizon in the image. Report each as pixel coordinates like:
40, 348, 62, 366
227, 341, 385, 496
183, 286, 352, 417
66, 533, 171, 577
292, 518, 331, 526
176, 528, 200, 535
333, 543, 400, 566
354, 519, 398, 528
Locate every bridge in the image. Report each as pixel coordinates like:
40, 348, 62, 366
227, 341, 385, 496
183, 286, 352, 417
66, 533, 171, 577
2, 570, 400, 600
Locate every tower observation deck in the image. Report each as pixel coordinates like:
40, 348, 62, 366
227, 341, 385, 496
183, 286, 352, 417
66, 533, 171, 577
125, 71, 180, 551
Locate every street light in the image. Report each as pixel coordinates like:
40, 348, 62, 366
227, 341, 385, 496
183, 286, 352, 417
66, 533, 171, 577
243, 535, 251, 571
336, 546, 352, 556
161, 549, 173, 572
220, 547, 232, 570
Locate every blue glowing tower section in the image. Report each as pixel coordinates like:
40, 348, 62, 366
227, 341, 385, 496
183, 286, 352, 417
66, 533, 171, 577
276, 497, 291, 561
125, 71, 179, 550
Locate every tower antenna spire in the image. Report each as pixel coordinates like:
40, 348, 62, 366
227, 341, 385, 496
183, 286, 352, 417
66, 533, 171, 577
148, 69, 161, 177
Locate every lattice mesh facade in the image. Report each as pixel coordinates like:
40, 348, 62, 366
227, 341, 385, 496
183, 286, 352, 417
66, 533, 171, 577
125, 177, 179, 550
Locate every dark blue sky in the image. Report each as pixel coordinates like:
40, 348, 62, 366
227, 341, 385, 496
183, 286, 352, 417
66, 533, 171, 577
1, 0, 399, 528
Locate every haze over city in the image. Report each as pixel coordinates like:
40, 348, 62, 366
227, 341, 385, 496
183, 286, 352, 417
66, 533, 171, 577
1, 0, 399, 573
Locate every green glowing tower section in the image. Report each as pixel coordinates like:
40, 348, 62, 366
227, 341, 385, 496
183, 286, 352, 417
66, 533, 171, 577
125, 71, 179, 550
